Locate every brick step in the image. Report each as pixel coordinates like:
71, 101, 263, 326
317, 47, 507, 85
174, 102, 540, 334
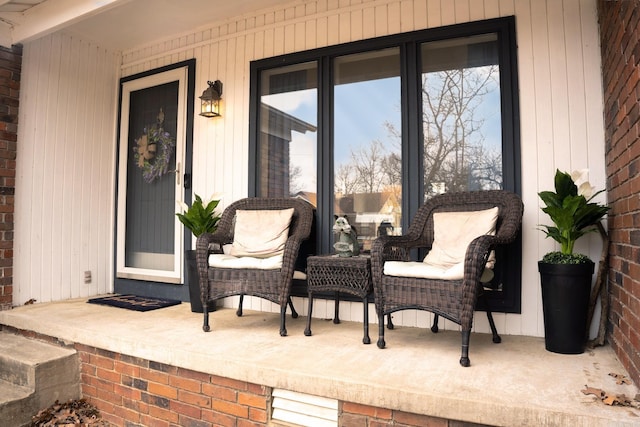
0, 332, 80, 427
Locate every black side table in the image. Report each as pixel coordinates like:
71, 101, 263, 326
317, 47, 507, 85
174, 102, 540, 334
304, 255, 372, 344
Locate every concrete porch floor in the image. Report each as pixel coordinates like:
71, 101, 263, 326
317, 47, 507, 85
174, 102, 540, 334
0, 298, 638, 427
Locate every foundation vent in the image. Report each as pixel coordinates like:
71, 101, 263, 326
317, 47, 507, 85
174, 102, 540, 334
271, 389, 338, 427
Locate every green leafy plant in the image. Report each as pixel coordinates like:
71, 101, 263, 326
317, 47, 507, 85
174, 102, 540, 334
538, 169, 609, 263
176, 194, 222, 237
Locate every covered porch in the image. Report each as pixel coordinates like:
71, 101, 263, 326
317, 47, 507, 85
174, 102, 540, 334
1, 297, 637, 426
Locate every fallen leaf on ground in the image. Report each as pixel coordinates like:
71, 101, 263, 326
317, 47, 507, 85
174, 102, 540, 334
609, 372, 632, 385
582, 386, 604, 398
30, 398, 108, 426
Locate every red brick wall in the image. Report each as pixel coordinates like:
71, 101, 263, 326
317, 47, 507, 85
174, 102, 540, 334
76, 343, 472, 427
598, 0, 640, 386
0, 44, 20, 311
78, 344, 270, 427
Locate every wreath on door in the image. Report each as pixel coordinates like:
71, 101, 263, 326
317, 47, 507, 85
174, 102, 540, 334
133, 108, 176, 184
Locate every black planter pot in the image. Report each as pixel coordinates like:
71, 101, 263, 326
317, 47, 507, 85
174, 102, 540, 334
538, 261, 594, 354
186, 250, 215, 313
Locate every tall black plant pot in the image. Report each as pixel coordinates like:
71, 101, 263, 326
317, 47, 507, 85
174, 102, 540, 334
186, 250, 215, 313
538, 261, 594, 354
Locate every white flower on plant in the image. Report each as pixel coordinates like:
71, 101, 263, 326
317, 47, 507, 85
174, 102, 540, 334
204, 192, 224, 205
570, 169, 596, 199
177, 200, 189, 212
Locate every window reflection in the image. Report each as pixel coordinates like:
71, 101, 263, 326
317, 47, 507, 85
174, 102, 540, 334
333, 48, 402, 252
258, 62, 318, 202
421, 34, 502, 200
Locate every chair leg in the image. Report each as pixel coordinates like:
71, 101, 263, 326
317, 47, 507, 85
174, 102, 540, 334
486, 310, 502, 343
203, 306, 211, 332
386, 313, 394, 329
431, 314, 439, 333
237, 294, 244, 317
288, 296, 299, 318
304, 293, 314, 336
280, 305, 288, 336
480, 291, 501, 343
377, 312, 386, 349
362, 296, 371, 345
460, 330, 471, 367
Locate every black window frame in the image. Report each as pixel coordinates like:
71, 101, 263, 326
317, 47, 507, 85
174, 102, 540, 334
249, 16, 521, 313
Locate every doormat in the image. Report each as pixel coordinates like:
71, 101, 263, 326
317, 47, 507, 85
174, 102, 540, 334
87, 294, 181, 312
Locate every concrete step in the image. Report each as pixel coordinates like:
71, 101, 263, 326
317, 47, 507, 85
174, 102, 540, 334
0, 379, 34, 427
0, 332, 80, 427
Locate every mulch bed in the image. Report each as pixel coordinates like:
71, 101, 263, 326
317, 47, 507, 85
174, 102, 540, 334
30, 399, 110, 426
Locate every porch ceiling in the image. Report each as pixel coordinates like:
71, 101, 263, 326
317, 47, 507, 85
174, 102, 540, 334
0, 0, 290, 50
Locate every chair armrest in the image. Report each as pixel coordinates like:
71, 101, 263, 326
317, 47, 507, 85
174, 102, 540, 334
372, 234, 427, 263
464, 235, 496, 278
371, 234, 429, 283
280, 235, 305, 274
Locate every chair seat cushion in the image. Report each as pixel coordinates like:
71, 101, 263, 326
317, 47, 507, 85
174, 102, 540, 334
384, 260, 495, 282
208, 253, 283, 270
230, 208, 295, 258
423, 207, 499, 269
384, 260, 465, 280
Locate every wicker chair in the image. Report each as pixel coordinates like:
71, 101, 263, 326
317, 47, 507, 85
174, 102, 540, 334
371, 190, 523, 366
196, 197, 314, 336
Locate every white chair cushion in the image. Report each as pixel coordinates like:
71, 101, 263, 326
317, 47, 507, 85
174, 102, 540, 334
293, 270, 307, 280
384, 260, 495, 282
230, 208, 295, 258
384, 260, 465, 280
208, 253, 283, 270
423, 207, 499, 269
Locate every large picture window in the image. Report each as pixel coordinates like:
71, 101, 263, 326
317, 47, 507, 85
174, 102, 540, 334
249, 17, 521, 313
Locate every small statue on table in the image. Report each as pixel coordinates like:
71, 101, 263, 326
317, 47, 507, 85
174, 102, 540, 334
333, 215, 360, 257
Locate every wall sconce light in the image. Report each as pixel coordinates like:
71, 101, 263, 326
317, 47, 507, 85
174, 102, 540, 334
199, 80, 223, 117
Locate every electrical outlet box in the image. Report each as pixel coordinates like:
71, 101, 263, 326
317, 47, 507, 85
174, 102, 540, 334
84, 271, 92, 284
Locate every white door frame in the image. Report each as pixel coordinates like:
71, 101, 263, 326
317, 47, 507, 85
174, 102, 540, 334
115, 66, 189, 284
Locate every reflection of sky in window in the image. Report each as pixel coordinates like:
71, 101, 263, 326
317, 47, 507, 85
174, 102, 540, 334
262, 90, 318, 193
259, 68, 500, 193
334, 77, 401, 166
472, 66, 501, 153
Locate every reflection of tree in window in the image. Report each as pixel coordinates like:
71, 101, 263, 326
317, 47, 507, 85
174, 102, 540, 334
422, 66, 502, 196
334, 140, 397, 193
420, 34, 503, 199
334, 138, 402, 252
333, 48, 402, 252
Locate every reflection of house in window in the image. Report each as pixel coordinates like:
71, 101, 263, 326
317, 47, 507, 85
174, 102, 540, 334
335, 189, 401, 252
259, 103, 316, 198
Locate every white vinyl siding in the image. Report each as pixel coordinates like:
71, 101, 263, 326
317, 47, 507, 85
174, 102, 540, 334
14, 33, 119, 305
14, 0, 605, 340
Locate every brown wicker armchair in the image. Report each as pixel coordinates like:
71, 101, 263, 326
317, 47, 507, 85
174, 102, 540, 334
196, 197, 314, 336
371, 190, 523, 367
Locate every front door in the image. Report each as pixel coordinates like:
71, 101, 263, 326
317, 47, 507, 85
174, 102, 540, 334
115, 61, 194, 289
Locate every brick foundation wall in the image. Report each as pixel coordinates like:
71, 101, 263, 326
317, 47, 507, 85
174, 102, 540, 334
0, 44, 20, 311
76, 343, 478, 427
598, 0, 640, 386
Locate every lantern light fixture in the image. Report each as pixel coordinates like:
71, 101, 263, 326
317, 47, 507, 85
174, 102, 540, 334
199, 80, 223, 118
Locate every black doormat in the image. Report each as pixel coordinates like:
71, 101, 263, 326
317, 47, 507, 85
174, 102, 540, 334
87, 294, 181, 312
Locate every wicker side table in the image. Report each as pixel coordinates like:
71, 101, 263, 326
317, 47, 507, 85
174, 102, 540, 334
304, 255, 372, 344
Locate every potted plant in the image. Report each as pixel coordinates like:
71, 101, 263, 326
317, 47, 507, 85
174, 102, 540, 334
538, 169, 609, 354
176, 194, 222, 313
